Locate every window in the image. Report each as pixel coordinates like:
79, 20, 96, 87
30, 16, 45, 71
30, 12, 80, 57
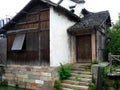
11, 33, 25, 50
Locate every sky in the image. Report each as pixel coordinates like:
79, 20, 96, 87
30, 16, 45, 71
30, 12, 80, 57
0, 0, 119, 23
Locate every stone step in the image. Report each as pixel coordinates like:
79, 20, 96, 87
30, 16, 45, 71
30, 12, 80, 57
115, 69, 120, 72
71, 73, 92, 78
72, 63, 91, 67
72, 66, 91, 71
62, 87, 73, 90
62, 80, 90, 86
61, 83, 89, 90
72, 71, 92, 75
116, 72, 120, 74
72, 68, 86, 71
69, 76, 92, 83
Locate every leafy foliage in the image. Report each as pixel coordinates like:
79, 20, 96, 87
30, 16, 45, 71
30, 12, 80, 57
0, 79, 8, 86
0, 67, 5, 75
14, 82, 19, 88
88, 82, 95, 90
92, 60, 98, 64
54, 80, 62, 90
85, 65, 91, 71
58, 63, 72, 80
106, 16, 120, 54
114, 80, 120, 90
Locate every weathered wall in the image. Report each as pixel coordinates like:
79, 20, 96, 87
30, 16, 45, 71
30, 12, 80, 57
96, 30, 106, 62
50, 7, 75, 66
91, 30, 96, 61
0, 38, 7, 65
3, 65, 59, 90
70, 36, 76, 63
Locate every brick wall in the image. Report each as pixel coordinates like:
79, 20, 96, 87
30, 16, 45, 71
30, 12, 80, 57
3, 65, 59, 90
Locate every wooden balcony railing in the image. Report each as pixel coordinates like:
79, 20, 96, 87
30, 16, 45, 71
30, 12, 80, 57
108, 53, 120, 75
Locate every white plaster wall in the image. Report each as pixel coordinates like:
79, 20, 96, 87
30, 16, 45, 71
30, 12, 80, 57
50, 0, 85, 17
59, 0, 84, 16
75, 4, 84, 17
50, 7, 75, 66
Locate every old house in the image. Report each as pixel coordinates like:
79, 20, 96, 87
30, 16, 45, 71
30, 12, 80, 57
1, 0, 111, 89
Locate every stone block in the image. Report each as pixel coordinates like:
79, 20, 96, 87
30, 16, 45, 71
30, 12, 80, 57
35, 80, 44, 85
4, 73, 15, 77
41, 81, 54, 90
26, 67, 32, 71
33, 72, 41, 76
41, 72, 51, 77
27, 82, 40, 89
11, 69, 19, 74
28, 74, 40, 79
17, 74, 28, 79
17, 81, 27, 88
26, 79, 35, 83
38, 67, 48, 72
19, 68, 26, 73
40, 76, 52, 81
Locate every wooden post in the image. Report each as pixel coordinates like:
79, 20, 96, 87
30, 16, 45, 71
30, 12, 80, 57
96, 66, 103, 90
108, 53, 112, 73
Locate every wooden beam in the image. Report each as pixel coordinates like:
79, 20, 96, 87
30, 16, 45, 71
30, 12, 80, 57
7, 28, 39, 34
16, 21, 39, 25
27, 8, 49, 15
7, 28, 49, 34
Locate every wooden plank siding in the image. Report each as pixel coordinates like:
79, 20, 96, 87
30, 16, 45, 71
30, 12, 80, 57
7, 3, 50, 66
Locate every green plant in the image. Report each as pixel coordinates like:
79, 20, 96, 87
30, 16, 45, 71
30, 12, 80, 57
14, 82, 19, 88
58, 63, 72, 80
54, 80, 62, 90
85, 66, 91, 71
77, 72, 81, 74
89, 82, 95, 90
105, 16, 120, 54
73, 87, 78, 90
92, 60, 98, 64
1, 79, 8, 86
114, 80, 120, 90
75, 76, 81, 82
0, 67, 5, 74
102, 66, 111, 88
102, 66, 109, 78
0, 80, 2, 86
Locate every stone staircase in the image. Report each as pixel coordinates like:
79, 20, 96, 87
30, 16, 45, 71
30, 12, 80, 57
61, 64, 92, 90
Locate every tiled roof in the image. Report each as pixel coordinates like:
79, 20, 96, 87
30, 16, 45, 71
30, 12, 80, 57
68, 9, 111, 34
71, 0, 85, 3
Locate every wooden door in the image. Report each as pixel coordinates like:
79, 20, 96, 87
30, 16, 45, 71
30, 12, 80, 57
76, 35, 92, 63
